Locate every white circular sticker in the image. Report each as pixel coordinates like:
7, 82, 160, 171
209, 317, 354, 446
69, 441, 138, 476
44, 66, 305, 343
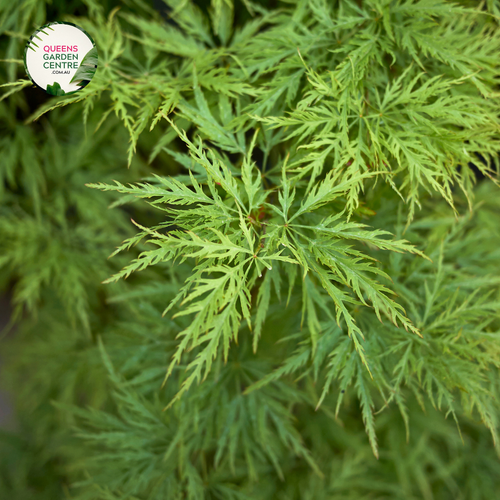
24, 22, 98, 95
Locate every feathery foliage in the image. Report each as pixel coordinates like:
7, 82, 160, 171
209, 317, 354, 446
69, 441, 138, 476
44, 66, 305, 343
1, 0, 500, 499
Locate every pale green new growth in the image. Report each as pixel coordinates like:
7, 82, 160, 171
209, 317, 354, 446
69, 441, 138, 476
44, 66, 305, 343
2, 0, 500, 498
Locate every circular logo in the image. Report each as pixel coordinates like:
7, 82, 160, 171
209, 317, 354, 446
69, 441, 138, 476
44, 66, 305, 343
24, 22, 98, 95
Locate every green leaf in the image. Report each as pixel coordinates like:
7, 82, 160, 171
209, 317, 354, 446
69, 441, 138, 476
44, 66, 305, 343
46, 81, 66, 96
70, 46, 98, 84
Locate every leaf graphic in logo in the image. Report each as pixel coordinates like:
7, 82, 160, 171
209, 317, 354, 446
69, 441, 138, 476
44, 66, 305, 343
46, 81, 66, 96
70, 47, 98, 85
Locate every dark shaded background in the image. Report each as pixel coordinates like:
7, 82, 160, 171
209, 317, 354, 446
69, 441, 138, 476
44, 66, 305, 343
0, 296, 14, 430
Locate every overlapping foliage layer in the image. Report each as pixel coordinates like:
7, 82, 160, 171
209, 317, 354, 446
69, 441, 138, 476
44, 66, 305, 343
1, 1, 500, 499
